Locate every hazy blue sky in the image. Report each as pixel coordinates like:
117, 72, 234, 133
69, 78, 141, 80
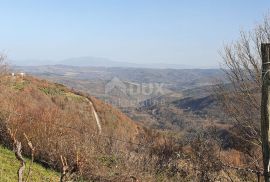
0, 0, 269, 67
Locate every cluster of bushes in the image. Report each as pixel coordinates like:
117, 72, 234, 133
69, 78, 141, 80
0, 73, 260, 181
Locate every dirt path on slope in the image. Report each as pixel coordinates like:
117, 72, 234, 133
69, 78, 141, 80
86, 98, 102, 134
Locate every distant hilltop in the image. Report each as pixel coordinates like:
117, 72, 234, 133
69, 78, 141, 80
9, 56, 217, 69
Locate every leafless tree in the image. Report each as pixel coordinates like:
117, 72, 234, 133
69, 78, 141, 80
8, 128, 26, 182
0, 54, 8, 77
216, 14, 270, 179
23, 133, 35, 182
60, 153, 81, 182
218, 14, 270, 144
7, 126, 35, 182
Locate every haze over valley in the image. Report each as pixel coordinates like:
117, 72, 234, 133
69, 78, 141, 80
0, 1, 269, 181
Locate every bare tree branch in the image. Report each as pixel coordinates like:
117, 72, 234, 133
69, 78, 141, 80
8, 128, 25, 182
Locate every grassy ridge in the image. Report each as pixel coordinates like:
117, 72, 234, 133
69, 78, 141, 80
0, 146, 59, 182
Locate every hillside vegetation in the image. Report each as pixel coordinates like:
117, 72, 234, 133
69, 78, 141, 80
0, 74, 259, 181
0, 75, 179, 181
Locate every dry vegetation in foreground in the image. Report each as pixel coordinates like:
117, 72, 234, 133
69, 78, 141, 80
2, 15, 270, 180
0, 73, 261, 181
0, 73, 183, 181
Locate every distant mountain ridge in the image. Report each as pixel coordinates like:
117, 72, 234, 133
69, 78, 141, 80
10, 56, 214, 69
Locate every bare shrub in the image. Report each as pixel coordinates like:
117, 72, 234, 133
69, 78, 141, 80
0, 54, 8, 76
215, 15, 270, 175
188, 129, 222, 182
7, 128, 35, 182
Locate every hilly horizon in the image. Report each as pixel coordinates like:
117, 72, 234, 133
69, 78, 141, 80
0, 1, 268, 181
9, 56, 216, 69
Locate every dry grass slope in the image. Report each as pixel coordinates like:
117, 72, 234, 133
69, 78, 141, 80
0, 75, 159, 180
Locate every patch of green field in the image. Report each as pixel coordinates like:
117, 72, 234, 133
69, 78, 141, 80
12, 81, 29, 91
65, 92, 85, 102
0, 146, 59, 182
39, 87, 65, 96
